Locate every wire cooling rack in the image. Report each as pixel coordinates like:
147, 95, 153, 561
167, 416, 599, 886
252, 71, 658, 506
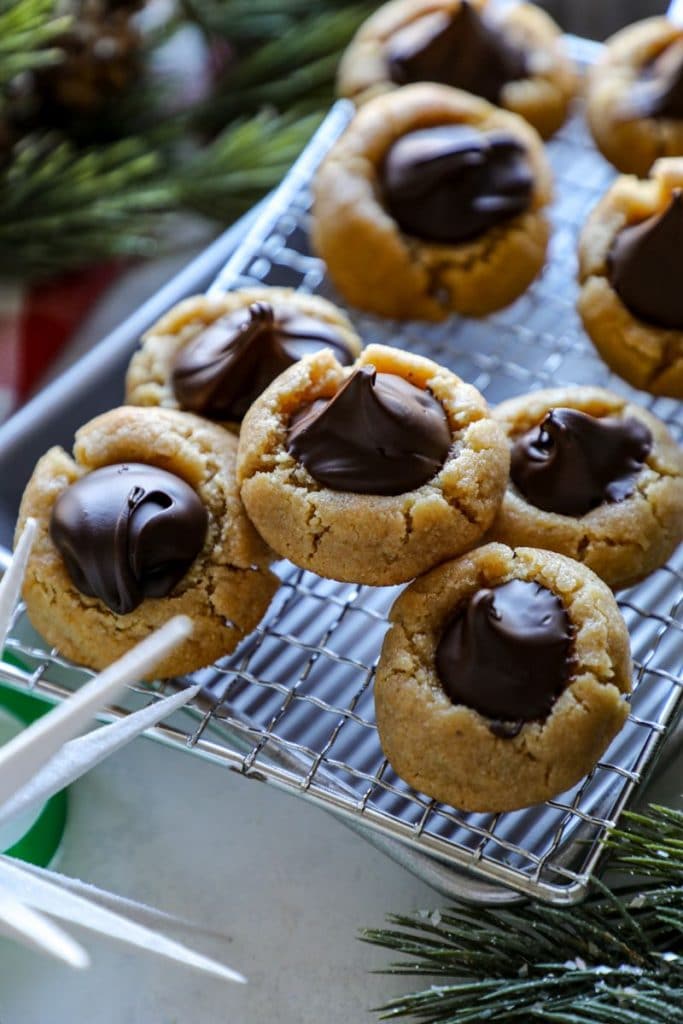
1, 39, 682, 905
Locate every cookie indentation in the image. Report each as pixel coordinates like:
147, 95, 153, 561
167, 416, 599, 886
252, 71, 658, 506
382, 125, 533, 244
172, 301, 355, 421
386, 0, 527, 102
436, 580, 573, 736
287, 364, 451, 496
510, 408, 653, 517
608, 191, 683, 330
50, 463, 208, 615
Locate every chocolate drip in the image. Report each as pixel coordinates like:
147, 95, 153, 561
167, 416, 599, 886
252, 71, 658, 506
50, 463, 208, 615
510, 408, 653, 518
435, 579, 573, 734
387, 0, 527, 103
172, 301, 355, 421
287, 365, 451, 495
382, 124, 533, 244
625, 39, 683, 120
608, 192, 683, 330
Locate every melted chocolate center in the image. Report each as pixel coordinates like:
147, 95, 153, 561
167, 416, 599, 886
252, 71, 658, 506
171, 301, 355, 421
436, 579, 573, 737
625, 38, 683, 120
382, 124, 534, 244
608, 191, 683, 330
50, 463, 208, 615
287, 365, 451, 495
387, 0, 528, 103
510, 408, 653, 518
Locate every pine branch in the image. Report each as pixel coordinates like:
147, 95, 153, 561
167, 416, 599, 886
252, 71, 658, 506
0, 134, 176, 277
0, 0, 70, 92
176, 109, 321, 220
0, 0, 363, 276
193, 5, 370, 131
181, 0, 372, 47
362, 805, 683, 1023
0, 109, 320, 276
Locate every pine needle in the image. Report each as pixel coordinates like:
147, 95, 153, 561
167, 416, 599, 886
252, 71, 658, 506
0, 107, 321, 276
176, 109, 321, 220
0, 133, 175, 276
0, 0, 369, 275
0, 0, 70, 92
362, 805, 683, 1023
181, 0, 371, 46
193, 5, 370, 130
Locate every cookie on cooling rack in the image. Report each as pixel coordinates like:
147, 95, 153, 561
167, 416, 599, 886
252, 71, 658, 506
236, 343, 510, 586
578, 158, 683, 398
125, 289, 362, 430
311, 82, 552, 320
338, 0, 577, 139
586, 17, 683, 177
488, 387, 683, 590
374, 543, 632, 813
16, 406, 279, 678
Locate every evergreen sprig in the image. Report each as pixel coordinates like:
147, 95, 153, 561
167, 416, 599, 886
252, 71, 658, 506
362, 805, 683, 1023
0, 108, 320, 276
181, 0, 368, 47
177, 109, 321, 220
0, 0, 70, 93
0, 0, 375, 277
193, 5, 370, 130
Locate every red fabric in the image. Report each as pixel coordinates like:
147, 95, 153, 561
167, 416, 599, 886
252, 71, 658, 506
17, 262, 120, 399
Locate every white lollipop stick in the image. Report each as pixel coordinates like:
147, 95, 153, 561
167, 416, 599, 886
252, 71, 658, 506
669, 0, 683, 28
0, 615, 193, 807
0, 518, 36, 652
0, 884, 89, 969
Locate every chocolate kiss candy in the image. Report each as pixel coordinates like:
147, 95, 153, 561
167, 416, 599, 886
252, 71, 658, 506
624, 38, 683, 120
382, 124, 534, 244
172, 301, 355, 421
50, 463, 208, 615
609, 191, 683, 330
510, 408, 653, 517
436, 579, 573, 736
387, 0, 527, 103
287, 364, 451, 496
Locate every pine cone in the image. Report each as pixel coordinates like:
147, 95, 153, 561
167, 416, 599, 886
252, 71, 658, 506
39, 0, 144, 116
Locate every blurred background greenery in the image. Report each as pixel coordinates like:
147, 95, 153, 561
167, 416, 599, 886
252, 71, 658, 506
0, 0, 672, 278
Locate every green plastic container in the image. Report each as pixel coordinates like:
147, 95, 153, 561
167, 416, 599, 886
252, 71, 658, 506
0, 658, 68, 867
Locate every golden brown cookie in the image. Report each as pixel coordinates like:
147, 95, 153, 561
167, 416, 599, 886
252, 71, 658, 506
586, 18, 683, 177
125, 289, 361, 430
311, 82, 552, 321
338, 0, 577, 139
236, 344, 510, 586
16, 406, 279, 678
578, 158, 683, 398
374, 543, 632, 812
488, 387, 683, 590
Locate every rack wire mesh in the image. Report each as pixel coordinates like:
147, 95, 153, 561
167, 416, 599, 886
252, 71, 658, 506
1, 38, 682, 905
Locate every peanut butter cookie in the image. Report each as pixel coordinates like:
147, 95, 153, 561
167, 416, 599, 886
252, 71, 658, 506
375, 543, 632, 812
586, 17, 683, 177
488, 387, 683, 590
578, 157, 683, 398
16, 406, 279, 678
311, 82, 552, 320
236, 344, 509, 586
339, 0, 577, 139
125, 289, 361, 430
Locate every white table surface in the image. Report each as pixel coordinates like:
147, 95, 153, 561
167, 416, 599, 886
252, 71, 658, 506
0, 715, 680, 1024
0, 734, 441, 1024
